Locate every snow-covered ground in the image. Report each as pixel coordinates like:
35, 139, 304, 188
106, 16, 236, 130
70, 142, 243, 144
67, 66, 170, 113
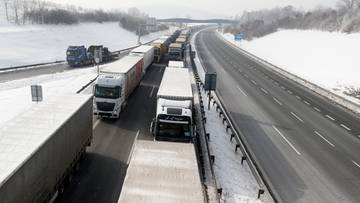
0, 67, 96, 127
201, 89, 270, 203
221, 30, 360, 101
0, 22, 172, 68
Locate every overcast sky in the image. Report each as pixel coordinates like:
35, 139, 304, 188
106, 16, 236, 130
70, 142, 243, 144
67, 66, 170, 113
48, 0, 339, 19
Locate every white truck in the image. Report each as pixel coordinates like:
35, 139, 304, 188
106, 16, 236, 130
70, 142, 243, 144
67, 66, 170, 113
129, 45, 154, 73
0, 93, 93, 203
168, 60, 184, 68
151, 67, 194, 142
118, 140, 204, 203
94, 55, 144, 118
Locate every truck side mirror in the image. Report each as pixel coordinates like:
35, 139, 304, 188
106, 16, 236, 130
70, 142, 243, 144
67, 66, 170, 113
150, 118, 156, 135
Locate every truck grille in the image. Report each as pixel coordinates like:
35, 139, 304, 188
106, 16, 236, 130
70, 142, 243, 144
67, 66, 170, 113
96, 102, 115, 111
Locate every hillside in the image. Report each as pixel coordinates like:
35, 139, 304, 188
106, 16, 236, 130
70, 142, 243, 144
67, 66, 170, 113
0, 22, 171, 68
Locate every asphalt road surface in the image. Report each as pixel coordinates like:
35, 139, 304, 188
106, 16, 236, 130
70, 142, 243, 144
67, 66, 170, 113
55, 62, 165, 203
194, 29, 360, 203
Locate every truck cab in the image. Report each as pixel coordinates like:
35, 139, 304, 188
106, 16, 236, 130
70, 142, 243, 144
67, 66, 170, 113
151, 99, 193, 142
168, 43, 183, 61
93, 74, 124, 118
66, 46, 92, 67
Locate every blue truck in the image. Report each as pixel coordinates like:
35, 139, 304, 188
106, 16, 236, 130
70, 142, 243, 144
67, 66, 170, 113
66, 45, 117, 67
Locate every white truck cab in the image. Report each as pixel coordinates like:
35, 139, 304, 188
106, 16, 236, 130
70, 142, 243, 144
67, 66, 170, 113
93, 74, 124, 118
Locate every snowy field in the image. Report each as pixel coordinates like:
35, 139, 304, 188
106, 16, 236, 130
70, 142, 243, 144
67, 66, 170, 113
221, 30, 360, 101
0, 22, 172, 68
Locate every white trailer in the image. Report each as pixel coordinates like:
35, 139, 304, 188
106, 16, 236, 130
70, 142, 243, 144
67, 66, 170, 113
129, 45, 154, 73
168, 60, 184, 68
151, 68, 194, 142
118, 140, 204, 203
94, 56, 144, 118
0, 93, 93, 203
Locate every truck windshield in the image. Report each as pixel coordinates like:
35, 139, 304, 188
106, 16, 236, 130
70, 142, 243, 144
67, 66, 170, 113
94, 85, 121, 99
67, 50, 79, 56
157, 121, 191, 141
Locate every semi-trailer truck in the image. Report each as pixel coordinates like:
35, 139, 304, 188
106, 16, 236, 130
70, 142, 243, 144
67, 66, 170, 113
168, 43, 183, 61
129, 45, 154, 73
151, 39, 166, 63
0, 93, 93, 203
151, 67, 194, 142
66, 45, 116, 67
93, 55, 144, 118
118, 140, 204, 203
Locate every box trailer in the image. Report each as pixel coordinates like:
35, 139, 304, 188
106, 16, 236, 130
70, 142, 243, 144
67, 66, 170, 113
94, 55, 144, 118
0, 93, 93, 203
129, 45, 154, 73
118, 140, 204, 203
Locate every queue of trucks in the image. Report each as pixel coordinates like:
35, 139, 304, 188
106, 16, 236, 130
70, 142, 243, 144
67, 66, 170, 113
93, 29, 188, 119
120, 39, 204, 202
0, 27, 200, 203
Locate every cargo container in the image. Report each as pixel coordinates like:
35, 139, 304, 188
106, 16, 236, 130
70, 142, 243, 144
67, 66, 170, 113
0, 94, 93, 203
151, 39, 167, 63
118, 140, 204, 203
94, 56, 144, 118
129, 45, 154, 73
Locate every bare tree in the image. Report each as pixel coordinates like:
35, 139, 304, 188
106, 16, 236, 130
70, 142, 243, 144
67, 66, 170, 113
336, 0, 359, 10
11, 0, 21, 24
3, 0, 10, 21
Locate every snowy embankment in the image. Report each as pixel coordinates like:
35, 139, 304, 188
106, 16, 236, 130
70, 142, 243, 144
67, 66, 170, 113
0, 68, 97, 127
201, 90, 270, 203
221, 30, 360, 103
0, 22, 171, 68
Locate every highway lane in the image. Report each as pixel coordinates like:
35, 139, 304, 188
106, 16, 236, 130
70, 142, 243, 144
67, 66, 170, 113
55, 62, 165, 203
195, 29, 360, 203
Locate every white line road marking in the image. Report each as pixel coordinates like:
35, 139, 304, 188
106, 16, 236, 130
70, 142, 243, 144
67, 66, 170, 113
251, 80, 257, 85
287, 90, 293, 94
340, 124, 351, 131
304, 101, 311, 105
260, 88, 268, 94
149, 86, 155, 98
93, 119, 101, 130
273, 97, 283, 106
273, 126, 301, 155
127, 130, 140, 164
326, 115, 336, 121
296, 96, 301, 100
314, 131, 335, 147
314, 107, 321, 112
352, 160, 360, 168
236, 86, 248, 97
281, 86, 286, 90
274, 82, 279, 86
244, 74, 249, 78
291, 112, 304, 123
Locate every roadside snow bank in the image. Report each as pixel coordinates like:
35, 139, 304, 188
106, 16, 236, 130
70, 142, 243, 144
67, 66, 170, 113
221, 30, 360, 101
0, 22, 170, 68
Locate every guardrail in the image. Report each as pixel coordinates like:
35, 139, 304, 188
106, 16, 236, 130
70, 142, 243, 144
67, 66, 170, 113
0, 39, 157, 73
217, 32, 360, 117
189, 32, 275, 201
